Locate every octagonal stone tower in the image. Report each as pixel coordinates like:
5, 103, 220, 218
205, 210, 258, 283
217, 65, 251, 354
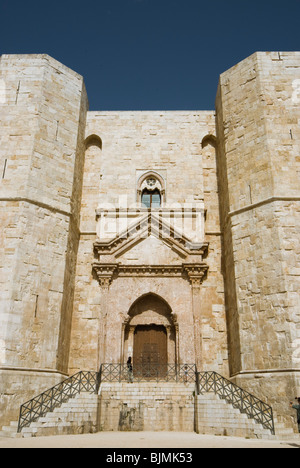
216, 52, 300, 420
0, 54, 88, 423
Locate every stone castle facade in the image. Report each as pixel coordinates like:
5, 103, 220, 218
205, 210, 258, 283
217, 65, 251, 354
0, 52, 300, 431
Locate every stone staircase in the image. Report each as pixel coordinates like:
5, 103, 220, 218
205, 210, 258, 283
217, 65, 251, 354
0, 421, 20, 439
98, 382, 195, 432
195, 392, 297, 440
1, 369, 299, 440
0, 392, 99, 438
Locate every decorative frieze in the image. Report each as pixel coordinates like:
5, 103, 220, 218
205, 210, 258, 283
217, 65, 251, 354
93, 262, 209, 287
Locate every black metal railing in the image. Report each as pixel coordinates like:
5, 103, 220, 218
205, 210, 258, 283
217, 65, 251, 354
100, 363, 197, 384
18, 371, 99, 433
196, 371, 275, 435
17, 366, 275, 436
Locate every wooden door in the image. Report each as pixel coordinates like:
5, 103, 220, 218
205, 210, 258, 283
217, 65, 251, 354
133, 325, 167, 377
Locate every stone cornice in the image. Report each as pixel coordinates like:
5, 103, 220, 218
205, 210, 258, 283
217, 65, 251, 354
94, 212, 208, 258
93, 262, 209, 287
228, 196, 300, 218
0, 196, 72, 217
95, 207, 205, 217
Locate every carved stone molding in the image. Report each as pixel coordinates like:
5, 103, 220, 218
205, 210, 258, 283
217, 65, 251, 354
93, 210, 209, 289
93, 212, 208, 259
118, 265, 183, 277
93, 263, 118, 289
93, 261, 209, 287
183, 263, 209, 287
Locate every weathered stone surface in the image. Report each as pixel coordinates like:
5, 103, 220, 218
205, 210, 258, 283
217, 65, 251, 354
0, 54, 88, 426
216, 52, 300, 430
0, 52, 299, 433
99, 382, 195, 432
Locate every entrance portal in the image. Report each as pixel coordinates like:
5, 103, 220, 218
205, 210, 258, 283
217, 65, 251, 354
123, 293, 177, 368
133, 325, 167, 366
133, 325, 167, 378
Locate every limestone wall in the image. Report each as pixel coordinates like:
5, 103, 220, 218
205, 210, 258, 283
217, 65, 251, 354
2, 51, 299, 432
0, 54, 88, 425
216, 52, 300, 417
69, 111, 228, 376
99, 382, 195, 432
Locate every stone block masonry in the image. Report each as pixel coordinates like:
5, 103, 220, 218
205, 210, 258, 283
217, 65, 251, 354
98, 382, 196, 432
0, 52, 300, 435
0, 54, 88, 426
216, 52, 300, 429
69, 110, 228, 375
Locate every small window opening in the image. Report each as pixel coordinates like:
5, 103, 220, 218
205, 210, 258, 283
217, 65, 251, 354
142, 189, 161, 208
2, 159, 7, 179
34, 295, 39, 318
138, 171, 165, 208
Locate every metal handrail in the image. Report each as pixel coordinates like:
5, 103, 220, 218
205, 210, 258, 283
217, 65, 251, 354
197, 371, 275, 435
18, 371, 99, 433
17, 366, 274, 435
100, 363, 197, 384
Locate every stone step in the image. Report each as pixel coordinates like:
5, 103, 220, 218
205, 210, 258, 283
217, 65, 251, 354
1, 421, 18, 430
100, 383, 195, 390
273, 423, 299, 440
0, 430, 21, 439
16, 391, 99, 438
99, 382, 198, 432
195, 391, 275, 439
3, 381, 298, 440
0, 421, 20, 438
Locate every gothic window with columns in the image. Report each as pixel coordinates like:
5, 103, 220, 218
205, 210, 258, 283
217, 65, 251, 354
137, 172, 165, 208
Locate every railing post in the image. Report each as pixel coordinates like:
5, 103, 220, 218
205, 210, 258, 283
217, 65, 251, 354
49, 388, 54, 413
78, 371, 82, 394
195, 371, 200, 395
213, 372, 217, 394
96, 366, 102, 392
271, 408, 275, 435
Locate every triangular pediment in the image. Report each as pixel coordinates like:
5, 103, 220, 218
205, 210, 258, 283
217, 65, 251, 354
116, 234, 186, 264
94, 212, 208, 261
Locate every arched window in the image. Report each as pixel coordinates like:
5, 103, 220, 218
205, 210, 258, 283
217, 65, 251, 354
141, 188, 161, 208
137, 172, 165, 208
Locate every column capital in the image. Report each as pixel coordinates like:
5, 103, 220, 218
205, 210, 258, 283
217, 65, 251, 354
183, 263, 208, 287
93, 262, 118, 289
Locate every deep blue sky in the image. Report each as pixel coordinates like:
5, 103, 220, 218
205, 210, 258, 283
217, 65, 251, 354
1, 0, 299, 110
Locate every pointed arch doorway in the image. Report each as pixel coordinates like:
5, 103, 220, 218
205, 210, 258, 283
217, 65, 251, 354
123, 293, 178, 375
